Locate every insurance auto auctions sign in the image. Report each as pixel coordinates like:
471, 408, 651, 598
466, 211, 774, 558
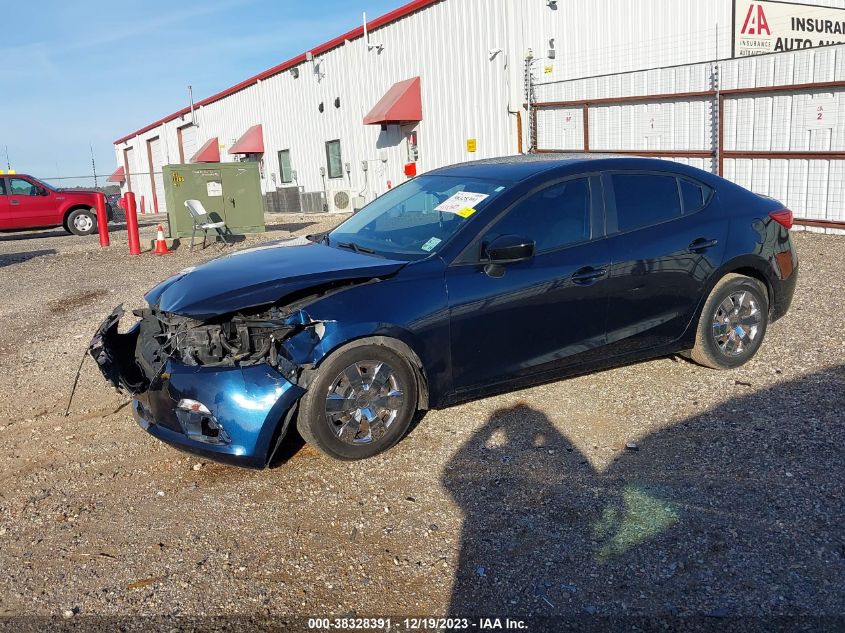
734, 0, 845, 57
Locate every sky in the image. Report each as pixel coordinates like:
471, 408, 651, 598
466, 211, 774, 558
1, 0, 401, 185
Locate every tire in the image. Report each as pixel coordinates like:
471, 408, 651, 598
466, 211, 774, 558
296, 342, 419, 460
67, 208, 97, 236
690, 273, 769, 370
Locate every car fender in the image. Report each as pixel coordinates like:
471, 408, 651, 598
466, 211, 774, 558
678, 252, 779, 346
286, 322, 434, 409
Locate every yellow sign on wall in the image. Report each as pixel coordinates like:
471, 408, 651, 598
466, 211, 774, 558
467, 139, 477, 153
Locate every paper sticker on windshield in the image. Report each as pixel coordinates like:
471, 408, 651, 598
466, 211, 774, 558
421, 237, 442, 252
456, 208, 476, 219
435, 191, 489, 214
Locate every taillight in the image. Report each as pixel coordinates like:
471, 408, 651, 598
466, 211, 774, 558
769, 208, 793, 229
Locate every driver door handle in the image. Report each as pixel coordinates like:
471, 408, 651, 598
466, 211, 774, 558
10, 200, 20, 206
572, 266, 608, 285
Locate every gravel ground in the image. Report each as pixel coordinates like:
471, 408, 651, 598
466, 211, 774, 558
0, 219, 842, 630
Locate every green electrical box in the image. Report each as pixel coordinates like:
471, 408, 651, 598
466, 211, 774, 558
162, 162, 265, 239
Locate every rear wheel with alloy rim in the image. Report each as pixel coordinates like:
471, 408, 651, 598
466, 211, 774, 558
297, 343, 418, 460
690, 273, 769, 370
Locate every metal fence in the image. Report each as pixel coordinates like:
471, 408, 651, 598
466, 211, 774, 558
531, 44, 845, 233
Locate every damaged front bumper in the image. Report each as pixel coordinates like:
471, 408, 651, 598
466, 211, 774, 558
90, 306, 307, 468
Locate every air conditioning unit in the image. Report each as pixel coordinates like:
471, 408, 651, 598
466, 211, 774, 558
328, 189, 355, 213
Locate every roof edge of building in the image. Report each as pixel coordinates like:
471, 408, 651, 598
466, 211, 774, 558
113, 0, 443, 145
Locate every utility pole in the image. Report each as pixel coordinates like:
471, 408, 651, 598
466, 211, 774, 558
4, 145, 10, 171
90, 144, 98, 188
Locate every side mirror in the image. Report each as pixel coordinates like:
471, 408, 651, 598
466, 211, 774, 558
37, 187, 49, 196
485, 234, 535, 265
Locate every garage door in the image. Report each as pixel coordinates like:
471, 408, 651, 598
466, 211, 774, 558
147, 137, 167, 214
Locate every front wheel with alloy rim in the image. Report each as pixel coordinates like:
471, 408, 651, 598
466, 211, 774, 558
690, 273, 769, 370
296, 343, 419, 460
67, 208, 97, 236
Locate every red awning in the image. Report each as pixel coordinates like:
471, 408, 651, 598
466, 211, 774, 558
229, 124, 264, 154
107, 166, 125, 183
364, 77, 422, 125
191, 138, 221, 163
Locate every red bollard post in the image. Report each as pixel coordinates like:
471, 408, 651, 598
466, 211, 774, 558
124, 191, 141, 256
140, 195, 146, 215
94, 192, 110, 247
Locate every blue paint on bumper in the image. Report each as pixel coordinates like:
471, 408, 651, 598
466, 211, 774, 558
134, 360, 306, 468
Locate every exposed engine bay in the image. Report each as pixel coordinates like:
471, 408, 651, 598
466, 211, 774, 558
133, 306, 323, 382
91, 302, 336, 398
89, 273, 393, 400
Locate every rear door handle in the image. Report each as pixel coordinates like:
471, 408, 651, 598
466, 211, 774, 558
688, 238, 719, 253
9, 200, 20, 206
572, 266, 608, 285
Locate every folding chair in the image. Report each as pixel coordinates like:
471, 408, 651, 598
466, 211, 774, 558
184, 200, 231, 250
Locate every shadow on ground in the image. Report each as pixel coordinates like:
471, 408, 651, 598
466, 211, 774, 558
0, 249, 57, 267
265, 221, 318, 234
0, 229, 69, 241
444, 367, 844, 621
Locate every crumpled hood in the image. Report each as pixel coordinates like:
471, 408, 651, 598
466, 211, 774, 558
146, 237, 406, 319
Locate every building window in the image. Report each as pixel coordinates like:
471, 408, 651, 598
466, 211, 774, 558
325, 140, 343, 179
279, 150, 294, 184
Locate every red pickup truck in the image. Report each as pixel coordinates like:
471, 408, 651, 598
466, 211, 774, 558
0, 173, 113, 236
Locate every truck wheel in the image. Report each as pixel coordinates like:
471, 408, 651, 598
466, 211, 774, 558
296, 343, 418, 461
67, 209, 97, 236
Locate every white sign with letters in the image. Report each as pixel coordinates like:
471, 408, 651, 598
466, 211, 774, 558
434, 191, 490, 214
734, 0, 845, 58
206, 181, 223, 197
806, 96, 839, 130
638, 106, 666, 139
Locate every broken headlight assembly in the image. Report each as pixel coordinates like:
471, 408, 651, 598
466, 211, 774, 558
175, 399, 231, 445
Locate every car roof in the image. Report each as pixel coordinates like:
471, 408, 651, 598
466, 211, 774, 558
428, 154, 714, 184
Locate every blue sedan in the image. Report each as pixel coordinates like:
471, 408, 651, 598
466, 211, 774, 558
89, 156, 798, 466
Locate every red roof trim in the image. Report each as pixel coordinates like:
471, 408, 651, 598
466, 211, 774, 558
190, 137, 221, 163
113, 0, 443, 144
229, 124, 265, 154
364, 77, 422, 125
107, 166, 126, 183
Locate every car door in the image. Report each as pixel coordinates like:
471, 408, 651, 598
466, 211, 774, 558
0, 177, 9, 228
446, 175, 611, 393
7, 177, 54, 228
601, 171, 728, 356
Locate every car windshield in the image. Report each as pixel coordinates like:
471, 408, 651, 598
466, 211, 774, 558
327, 175, 510, 260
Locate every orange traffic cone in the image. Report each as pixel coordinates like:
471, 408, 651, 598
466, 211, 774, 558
153, 224, 171, 255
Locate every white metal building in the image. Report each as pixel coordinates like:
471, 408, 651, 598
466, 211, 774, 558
111, 0, 845, 225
